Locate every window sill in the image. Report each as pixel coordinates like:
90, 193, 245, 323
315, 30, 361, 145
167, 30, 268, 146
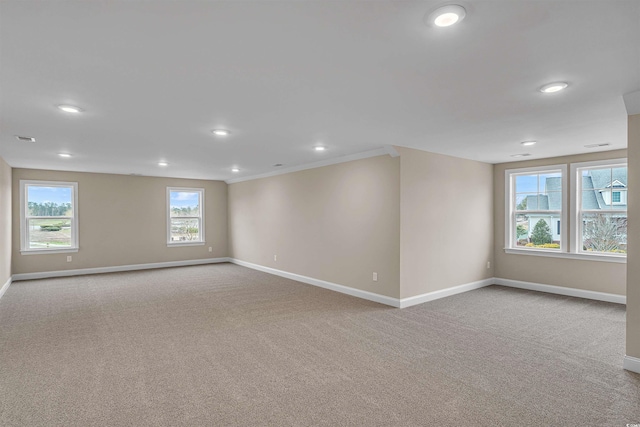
21, 248, 79, 255
504, 248, 626, 263
167, 242, 205, 247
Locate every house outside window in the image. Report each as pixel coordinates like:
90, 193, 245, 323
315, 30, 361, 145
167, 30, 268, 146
571, 160, 627, 256
20, 180, 79, 253
167, 187, 205, 245
505, 165, 567, 252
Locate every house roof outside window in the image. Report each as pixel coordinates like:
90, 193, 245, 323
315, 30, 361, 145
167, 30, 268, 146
523, 168, 627, 212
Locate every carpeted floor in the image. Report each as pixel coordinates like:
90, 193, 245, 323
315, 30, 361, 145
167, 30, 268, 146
0, 263, 638, 426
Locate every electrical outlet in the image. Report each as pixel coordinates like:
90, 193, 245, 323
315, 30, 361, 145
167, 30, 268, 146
373, 272, 378, 281
208, 247, 212, 252
274, 255, 277, 261
486, 261, 491, 269
67, 256, 72, 262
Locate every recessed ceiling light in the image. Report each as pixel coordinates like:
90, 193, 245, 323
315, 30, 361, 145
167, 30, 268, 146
57, 105, 83, 113
212, 129, 231, 136
539, 82, 568, 93
427, 4, 466, 27
15, 135, 36, 142
158, 161, 169, 166
231, 167, 240, 172
521, 141, 537, 146
58, 153, 72, 158
314, 146, 326, 152
510, 153, 531, 158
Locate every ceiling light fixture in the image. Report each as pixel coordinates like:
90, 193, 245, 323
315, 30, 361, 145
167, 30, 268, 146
58, 153, 72, 158
57, 105, 83, 113
314, 146, 326, 152
521, 141, 537, 146
231, 167, 240, 172
427, 4, 466, 27
539, 82, 568, 93
212, 129, 231, 137
510, 153, 531, 158
15, 135, 36, 142
158, 161, 169, 166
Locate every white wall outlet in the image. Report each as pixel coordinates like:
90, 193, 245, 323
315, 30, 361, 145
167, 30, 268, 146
208, 247, 212, 252
67, 256, 72, 262
486, 261, 491, 269
274, 255, 277, 261
373, 272, 378, 281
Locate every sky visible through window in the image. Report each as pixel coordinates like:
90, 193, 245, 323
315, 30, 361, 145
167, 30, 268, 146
27, 186, 72, 204
515, 173, 560, 193
170, 191, 199, 208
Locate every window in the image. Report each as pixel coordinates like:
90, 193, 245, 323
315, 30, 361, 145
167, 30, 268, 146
612, 191, 621, 203
505, 165, 567, 252
167, 187, 204, 245
20, 180, 78, 253
572, 160, 627, 257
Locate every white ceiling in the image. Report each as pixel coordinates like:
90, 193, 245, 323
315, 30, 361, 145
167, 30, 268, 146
1, 1, 639, 181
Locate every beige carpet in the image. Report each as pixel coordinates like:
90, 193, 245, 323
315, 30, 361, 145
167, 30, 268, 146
0, 263, 638, 426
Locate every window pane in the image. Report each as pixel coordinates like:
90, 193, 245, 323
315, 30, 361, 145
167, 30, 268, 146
170, 218, 200, 242
516, 191, 562, 211
581, 166, 627, 210
581, 213, 627, 254
539, 172, 561, 191
515, 213, 561, 249
515, 192, 560, 212
515, 175, 538, 193
612, 167, 627, 187
169, 191, 200, 217
27, 186, 73, 216
515, 193, 538, 211
27, 218, 72, 249
544, 191, 562, 212
515, 213, 530, 246
515, 172, 562, 212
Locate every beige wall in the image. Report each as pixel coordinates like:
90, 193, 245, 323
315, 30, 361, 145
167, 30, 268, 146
0, 157, 11, 286
494, 149, 627, 295
228, 155, 401, 298
398, 147, 494, 299
627, 114, 640, 359
12, 169, 228, 274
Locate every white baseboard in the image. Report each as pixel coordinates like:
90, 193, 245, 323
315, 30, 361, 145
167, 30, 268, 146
0, 277, 12, 301
229, 258, 496, 309
11, 257, 232, 281
399, 278, 494, 308
623, 355, 640, 374
229, 258, 401, 307
494, 278, 626, 305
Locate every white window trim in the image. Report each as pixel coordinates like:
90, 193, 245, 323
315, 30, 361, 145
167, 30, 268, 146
570, 158, 627, 260
167, 187, 205, 246
503, 248, 626, 263
20, 180, 79, 254
503, 160, 627, 263
504, 164, 568, 253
